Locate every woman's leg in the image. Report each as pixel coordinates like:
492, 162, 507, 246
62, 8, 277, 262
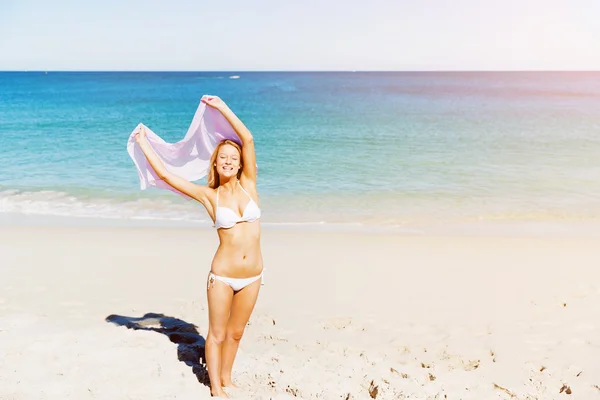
220, 278, 261, 387
206, 274, 234, 397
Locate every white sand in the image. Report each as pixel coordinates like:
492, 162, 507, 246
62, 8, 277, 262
1, 224, 599, 399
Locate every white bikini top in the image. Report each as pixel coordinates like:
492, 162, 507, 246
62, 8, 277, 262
214, 181, 261, 229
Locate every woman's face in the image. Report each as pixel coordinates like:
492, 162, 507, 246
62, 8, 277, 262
216, 144, 241, 178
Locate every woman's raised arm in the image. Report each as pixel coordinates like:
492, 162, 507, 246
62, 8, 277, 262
135, 126, 213, 206
202, 96, 257, 183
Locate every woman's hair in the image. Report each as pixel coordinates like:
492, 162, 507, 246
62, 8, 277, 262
207, 139, 243, 189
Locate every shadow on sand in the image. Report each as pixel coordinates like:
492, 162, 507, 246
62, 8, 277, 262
106, 312, 209, 386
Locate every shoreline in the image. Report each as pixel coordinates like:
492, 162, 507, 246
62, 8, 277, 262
2, 211, 600, 238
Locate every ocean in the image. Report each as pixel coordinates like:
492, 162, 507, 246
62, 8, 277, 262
1, 71, 599, 227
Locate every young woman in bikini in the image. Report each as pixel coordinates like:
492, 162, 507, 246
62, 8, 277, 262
135, 96, 262, 398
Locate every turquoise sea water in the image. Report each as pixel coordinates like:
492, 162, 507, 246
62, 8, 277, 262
1, 71, 599, 226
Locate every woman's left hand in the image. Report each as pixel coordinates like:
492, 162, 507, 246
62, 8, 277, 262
201, 95, 227, 110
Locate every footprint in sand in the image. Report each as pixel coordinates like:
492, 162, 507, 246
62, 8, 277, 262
321, 317, 354, 330
321, 317, 367, 332
249, 314, 278, 328
462, 359, 480, 371
433, 351, 481, 372
262, 334, 288, 343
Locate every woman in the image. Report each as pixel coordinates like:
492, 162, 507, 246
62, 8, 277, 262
134, 96, 262, 398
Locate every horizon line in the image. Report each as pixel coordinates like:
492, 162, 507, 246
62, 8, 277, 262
1, 69, 600, 73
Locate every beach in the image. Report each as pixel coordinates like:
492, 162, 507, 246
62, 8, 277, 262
1, 222, 599, 399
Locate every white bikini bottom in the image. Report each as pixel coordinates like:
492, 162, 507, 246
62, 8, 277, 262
208, 271, 264, 292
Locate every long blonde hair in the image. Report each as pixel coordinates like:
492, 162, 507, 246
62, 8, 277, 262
207, 140, 243, 189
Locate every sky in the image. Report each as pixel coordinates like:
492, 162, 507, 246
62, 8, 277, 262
0, 0, 599, 71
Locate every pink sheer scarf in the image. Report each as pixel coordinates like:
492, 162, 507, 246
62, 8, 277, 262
127, 96, 241, 199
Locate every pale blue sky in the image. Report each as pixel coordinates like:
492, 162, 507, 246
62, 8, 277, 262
1, 0, 598, 71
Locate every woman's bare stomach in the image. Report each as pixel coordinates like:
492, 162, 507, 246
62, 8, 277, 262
211, 224, 262, 278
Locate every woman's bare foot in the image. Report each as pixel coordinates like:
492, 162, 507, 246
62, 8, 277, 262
221, 375, 238, 388
221, 377, 238, 389
211, 388, 230, 398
